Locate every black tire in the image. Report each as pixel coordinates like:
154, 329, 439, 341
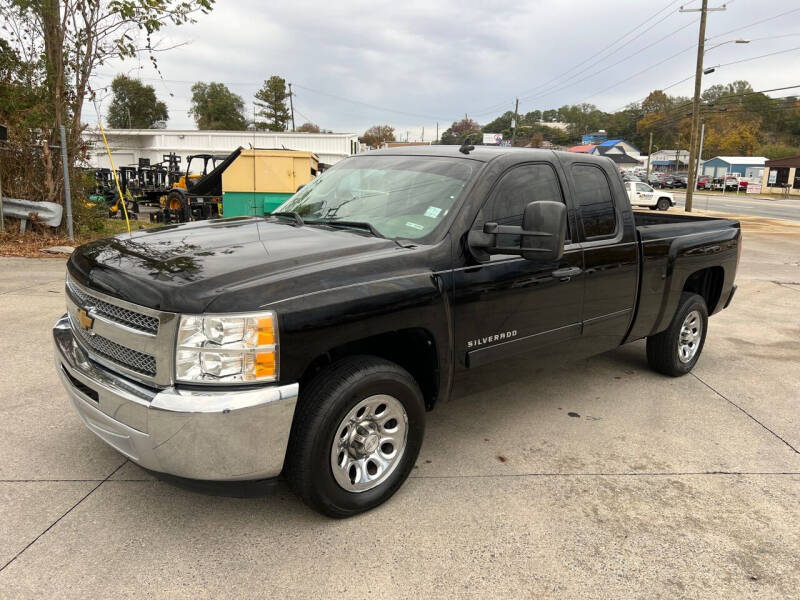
284, 356, 425, 518
646, 292, 708, 377
657, 197, 670, 211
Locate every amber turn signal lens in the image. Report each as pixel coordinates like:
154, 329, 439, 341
254, 352, 276, 378
255, 317, 275, 345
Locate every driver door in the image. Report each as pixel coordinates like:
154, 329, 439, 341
452, 162, 584, 369
634, 182, 655, 206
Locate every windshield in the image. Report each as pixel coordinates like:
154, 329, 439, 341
275, 155, 476, 241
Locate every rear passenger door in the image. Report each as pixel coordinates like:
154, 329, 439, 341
571, 163, 639, 357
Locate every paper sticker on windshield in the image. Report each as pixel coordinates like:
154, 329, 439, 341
405, 221, 425, 231
424, 206, 442, 219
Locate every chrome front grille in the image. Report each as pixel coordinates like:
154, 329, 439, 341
72, 322, 157, 376
65, 275, 178, 387
67, 279, 159, 334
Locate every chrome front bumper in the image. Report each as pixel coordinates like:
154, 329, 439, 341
53, 315, 298, 481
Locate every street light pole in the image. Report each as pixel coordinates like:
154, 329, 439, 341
680, 0, 726, 212
288, 83, 296, 132
511, 98, 519, 146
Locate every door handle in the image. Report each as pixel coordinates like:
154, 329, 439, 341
551, 266, 582, 281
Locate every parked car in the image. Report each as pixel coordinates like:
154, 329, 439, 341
54, 147, 741, 517
625, 181, 675, 211
724, 176, 740, 192
648, 172, 665, 186
622, 172, 641, 183
696, 175, 712, 190
672, 172, 688, 188
710, 177, 725, 191
659, 175, 680, 189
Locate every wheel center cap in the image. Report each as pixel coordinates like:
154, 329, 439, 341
363, 433, 380, 454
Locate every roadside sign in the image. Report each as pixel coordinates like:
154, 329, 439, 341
747, 183, 762, 194
768, 170, 777, 185
483, 133, 502, 145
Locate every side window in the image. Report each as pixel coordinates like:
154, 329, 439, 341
635, 182, 649, 193
476, 163, 569, 246
572, 164, 617, 239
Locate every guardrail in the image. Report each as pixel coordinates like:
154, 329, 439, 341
0, 196, 63, 232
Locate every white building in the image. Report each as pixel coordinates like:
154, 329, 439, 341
83, 129, 360, 169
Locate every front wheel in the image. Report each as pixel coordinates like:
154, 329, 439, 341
657, 197, 670, 211
284, 356, 425, 517
646, 292, 708, 376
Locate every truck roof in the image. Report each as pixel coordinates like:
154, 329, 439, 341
362, 145, 615, 167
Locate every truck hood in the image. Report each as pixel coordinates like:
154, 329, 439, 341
68, 217, 405, 313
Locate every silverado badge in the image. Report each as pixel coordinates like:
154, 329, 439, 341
76, 308, 94, 331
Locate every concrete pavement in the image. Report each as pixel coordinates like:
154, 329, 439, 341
0, 233, 798, 598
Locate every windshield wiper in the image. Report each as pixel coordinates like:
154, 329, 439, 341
270, 211, 305, 226
308, 219, 386, 239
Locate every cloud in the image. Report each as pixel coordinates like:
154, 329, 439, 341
87, 0, 800, 140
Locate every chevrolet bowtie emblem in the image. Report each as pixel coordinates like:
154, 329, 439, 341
76, 308, 94, 331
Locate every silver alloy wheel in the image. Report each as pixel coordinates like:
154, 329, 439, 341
330, 394, 408, 493
678, 309, 703, 363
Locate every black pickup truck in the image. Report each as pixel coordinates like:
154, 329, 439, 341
54, 147, 740, 517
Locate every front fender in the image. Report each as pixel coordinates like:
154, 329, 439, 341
275, 271, 453, 399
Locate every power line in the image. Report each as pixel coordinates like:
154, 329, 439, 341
706, 6, 800, 41
533, 6, 800, 119
513, 16, 699, 107
290, 83, 450, 121
468, 0, 690, 117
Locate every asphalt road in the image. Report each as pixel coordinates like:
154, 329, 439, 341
671, 190, 800, 222
0, 232, 798, 598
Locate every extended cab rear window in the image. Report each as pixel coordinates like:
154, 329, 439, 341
571, 164, 617, 239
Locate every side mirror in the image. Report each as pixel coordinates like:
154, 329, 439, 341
520, 200, 567, 261
468, 200, 566, 262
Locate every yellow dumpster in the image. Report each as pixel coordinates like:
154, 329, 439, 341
221, 149, 319, 217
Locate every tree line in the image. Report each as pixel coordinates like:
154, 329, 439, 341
436, 81, 800, 159
58, 68, 800, 161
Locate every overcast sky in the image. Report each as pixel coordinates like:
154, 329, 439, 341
88, 0, 800, 140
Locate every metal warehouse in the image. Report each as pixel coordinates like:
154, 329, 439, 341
700, 156, 767, 178
82, 129, 360, 170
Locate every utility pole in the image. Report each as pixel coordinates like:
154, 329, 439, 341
288, 83, 296, 131
436, 122, 439, 143
0, 123, 6, 232
59, 125, 74, 240
681, 0, 726, 212
511, 98, 519, 146
646, 131, 653, 179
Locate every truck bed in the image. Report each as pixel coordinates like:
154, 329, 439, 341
633, 210, 739, 242
626, 209, 741, 344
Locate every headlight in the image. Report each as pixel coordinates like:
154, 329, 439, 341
175, 311, 278, 383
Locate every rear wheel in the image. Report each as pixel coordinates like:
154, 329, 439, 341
285, 356, 425, 518
646, 292, 708, 376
